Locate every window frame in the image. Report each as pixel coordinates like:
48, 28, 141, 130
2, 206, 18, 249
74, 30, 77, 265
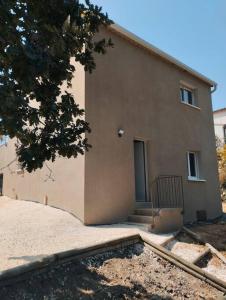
180, 85, 198, 108
187, 151, 199, 180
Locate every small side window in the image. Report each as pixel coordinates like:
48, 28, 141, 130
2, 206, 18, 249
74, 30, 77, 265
187, 151, 199, 179
180, 86, 197, 107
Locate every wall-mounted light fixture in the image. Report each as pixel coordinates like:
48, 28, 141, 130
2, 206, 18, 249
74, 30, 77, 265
118, 128, 124, 137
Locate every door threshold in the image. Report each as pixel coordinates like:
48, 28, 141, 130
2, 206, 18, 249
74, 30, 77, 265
135, 202, 152, 208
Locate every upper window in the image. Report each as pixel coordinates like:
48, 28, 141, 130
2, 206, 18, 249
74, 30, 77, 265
180, 86, 197, 107
187, 151, 199, 179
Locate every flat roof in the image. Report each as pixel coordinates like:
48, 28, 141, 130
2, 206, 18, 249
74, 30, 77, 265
109, 24, 216, 87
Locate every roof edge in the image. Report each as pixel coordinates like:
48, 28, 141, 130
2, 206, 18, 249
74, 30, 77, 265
109, 23, 216, 87
213, 108, 226, 113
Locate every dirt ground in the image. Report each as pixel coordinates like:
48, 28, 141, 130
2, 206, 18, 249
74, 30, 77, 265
0, 243, 222, 300
178, 203, 226, 282
165, 230, 226, 282
189, 203, 226, 256
191, 223, 226, 256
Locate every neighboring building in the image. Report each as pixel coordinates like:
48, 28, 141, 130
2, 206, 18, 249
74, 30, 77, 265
0, 24, 222, 229
213, 108, 226, 146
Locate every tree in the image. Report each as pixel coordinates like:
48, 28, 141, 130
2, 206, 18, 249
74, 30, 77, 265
216, 138, 226, 201
217, 144, 226, 184
216, 135, 223, 150
0, 0, 113, 172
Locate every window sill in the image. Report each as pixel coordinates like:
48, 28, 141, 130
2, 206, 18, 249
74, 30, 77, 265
187, 177, 206, 182
181, 101, 200, 111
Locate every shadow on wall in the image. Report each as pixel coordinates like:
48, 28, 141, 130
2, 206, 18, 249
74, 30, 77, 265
0, 244, 174, 300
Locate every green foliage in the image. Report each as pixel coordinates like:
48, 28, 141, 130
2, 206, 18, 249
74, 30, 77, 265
0, 0, 113, 172
217, 144, 226, 184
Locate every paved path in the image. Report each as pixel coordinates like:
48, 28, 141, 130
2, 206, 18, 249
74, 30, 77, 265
0, 196, 175, 271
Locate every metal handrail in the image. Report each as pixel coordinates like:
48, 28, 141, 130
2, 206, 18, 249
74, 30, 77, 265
149, 175, 184, 207
148, 175, 184, 228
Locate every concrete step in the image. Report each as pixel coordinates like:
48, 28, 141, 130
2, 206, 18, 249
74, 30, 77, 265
128, 214, 153, 224
134, 208, 159, 216
165, 240, 208, 264
135, 202, 152, 208
123, 221, 150, 228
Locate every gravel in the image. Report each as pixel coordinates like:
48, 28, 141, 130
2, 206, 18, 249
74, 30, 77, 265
0, 196, 174, 271
0, 243, 222, 300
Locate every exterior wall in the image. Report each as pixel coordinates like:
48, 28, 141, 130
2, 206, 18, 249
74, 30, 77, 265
213, 110, 226, 144
0, 27, 221, 226
84, 28, 222, 224
0, 62, 86, 222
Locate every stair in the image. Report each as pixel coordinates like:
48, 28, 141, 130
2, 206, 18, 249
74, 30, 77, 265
127, 207, 183, 233
135, 202, 152, 208
128, 214, 153, 224
128, 207, 158, 225
134, 208, 159, 216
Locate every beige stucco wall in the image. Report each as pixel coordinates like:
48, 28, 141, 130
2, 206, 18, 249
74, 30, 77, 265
0, 27, 221, 225
84, 28, 222, 224
0, 62, 86, 222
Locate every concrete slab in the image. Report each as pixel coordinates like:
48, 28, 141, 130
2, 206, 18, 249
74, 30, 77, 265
203, 257, 226, 282
0, 196, 175, 272
165, 240, 207, 263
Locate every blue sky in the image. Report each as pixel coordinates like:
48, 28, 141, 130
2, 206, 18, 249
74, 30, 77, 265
93, 0, 226, 110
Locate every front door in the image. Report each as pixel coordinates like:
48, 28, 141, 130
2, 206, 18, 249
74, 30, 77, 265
134, 140, 147, 202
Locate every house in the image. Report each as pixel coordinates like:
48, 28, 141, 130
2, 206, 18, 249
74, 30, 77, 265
0, 24, 222, 230
213, 108, 226, 146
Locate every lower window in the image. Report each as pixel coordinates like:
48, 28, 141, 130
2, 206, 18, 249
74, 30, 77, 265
187, 151, 199, 179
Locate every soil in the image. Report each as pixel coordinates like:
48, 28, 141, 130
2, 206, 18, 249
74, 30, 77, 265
176, 231, 202, 245
168, 221, 226, 283
186, 203, 226, 256
0, 243, 222, 300
189, 223, 226, 253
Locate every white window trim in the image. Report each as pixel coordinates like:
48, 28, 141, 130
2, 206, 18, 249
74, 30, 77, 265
187, 151, 200, 180
180, 85, 199, 109
180, 101, 201, 111
188, 178, 206, 182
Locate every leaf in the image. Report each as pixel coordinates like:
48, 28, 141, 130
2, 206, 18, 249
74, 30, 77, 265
0, 0, 113, 172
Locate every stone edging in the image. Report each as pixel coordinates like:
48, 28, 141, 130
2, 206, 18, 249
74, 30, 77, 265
0, 234, 140, 287
0, 233, 226, 294
142, 236, 226, 293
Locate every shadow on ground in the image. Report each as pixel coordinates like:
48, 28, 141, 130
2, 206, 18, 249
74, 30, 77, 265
188, 218, 226, 252
0, 244, 173, 300
0, 242, 220, 299
9, 254, 47, 262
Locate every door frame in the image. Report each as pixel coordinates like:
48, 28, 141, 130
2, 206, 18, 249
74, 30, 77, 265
133, 137, 150, 203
